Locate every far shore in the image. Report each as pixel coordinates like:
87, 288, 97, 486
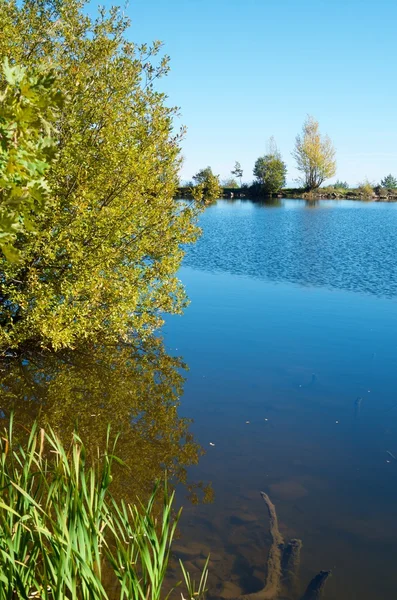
177, 186, 397, 202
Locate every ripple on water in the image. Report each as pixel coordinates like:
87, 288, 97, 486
184, 199, 397, 299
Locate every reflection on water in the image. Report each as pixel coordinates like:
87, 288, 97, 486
0, 337, 207, 503
2, 199, 397, 599
166, 199, 397, 600
185, 198, 397, 298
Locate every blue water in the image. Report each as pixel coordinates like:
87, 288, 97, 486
165, 199, 397, 600
185, 199, 397, 299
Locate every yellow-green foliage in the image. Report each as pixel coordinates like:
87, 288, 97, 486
0, 336, 206, 503
293, 115, 336, 190
357, 179, 374, 199
0, 0, 202, 351
0, 58, 62, 261
191, 166, 222, 204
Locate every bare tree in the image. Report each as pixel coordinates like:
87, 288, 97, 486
231, 161, 243, 187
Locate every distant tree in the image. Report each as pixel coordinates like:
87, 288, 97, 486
333, 180, 349, 189
293, 115, 336, 190
222, 178, 239, 188
253, 156, 287, 196
192, 167, 222, 204
380, 174, 397, 189
266, 136, 279, 156
253, 140, 287, 196
357, 179, 374, 199
231, 161, 243, 187
192, 167, 213, 185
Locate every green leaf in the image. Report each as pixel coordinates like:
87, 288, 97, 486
0, 243, 20, 262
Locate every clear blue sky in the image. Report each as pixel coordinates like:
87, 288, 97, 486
101, 0, 397, 186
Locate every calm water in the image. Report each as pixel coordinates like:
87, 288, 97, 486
2, 198, 397, 599
164, 199, 397, 600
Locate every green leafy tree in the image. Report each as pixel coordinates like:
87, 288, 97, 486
0, 58, 62, 261
293, 115, 336, 190
380, 174, 397, 189
222, 177, 239, 188
333, 180, 349, 189
192, 166, 222, 204
0, 0, 202, 352
253, 142, 287, 196
231, 161, 243, 187
192, 167, 215, 185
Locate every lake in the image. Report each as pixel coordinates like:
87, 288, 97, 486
164, 199, 397, 600
2, 197, 397, 600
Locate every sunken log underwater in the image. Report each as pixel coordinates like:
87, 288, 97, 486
233, 492, 331, 600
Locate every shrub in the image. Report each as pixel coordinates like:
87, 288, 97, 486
357, 179, 374, 199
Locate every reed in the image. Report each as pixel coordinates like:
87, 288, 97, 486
0, 416, 208, 600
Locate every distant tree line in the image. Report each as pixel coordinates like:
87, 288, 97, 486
187, 116, 336, 200
185, 115, 397, 202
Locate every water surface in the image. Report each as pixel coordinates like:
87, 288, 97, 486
2, 198, 396, 600
165, 199, 397, 600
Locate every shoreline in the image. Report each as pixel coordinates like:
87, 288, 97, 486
177, 187, 397, 202
280, 190, 397, 202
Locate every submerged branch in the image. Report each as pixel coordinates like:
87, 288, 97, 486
300, 571, 331, 600
259, 492, 285, 599
281, 538, 302, 598
235, 493, 330, 600
238, 492, 284, 600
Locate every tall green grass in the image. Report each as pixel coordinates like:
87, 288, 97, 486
0, 416, 209, 600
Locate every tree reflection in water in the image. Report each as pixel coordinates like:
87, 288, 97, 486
0, 336, 210, 503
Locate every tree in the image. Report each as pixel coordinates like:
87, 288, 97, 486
192, 167, 213, 185
0, 58, 62, 261
357, 179, 374, 199
192, 166, 222, 204
333, 180, 349, 189
381, 174, 397, 189
253, 141, 287, 196
293, 115, 336, 190
266, 136, 279, 156
231, 161, 243, 187
221, 177, 239, 188
0, 0, 202, 352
